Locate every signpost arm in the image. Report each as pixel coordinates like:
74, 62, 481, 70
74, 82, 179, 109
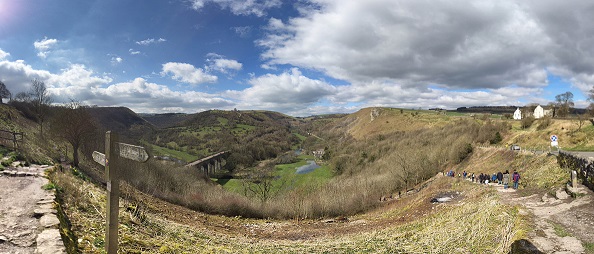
105, 131, 119, 254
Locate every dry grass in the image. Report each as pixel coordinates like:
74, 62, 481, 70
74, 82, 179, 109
49, 163, 529, 253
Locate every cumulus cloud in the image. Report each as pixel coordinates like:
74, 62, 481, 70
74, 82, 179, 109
189, 0, 281, 17
0, 58, 111, 99
0, 49, 9, 60
86, 78, 234, 113
259, 0, 594, 92
136, 38, 166, 46
0, 56, 233, 112
161, 62, 218, 84
233, 68, 337, 114
34, 37, 59, 59
206, 53, 242, 74
129, 49, 141, 55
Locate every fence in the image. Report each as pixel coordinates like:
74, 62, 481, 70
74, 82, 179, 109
0, 130, 24, 150
557, 151, 594, 191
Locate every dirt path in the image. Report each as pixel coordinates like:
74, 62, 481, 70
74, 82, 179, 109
491, 181, 593, 253
0, 162, 65, 254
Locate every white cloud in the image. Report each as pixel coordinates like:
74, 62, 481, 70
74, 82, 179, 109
0, 49, 9, 60
206, 53, 242, 73
136, 38, 167, 46
257, 0, 594, 92
110, 56, 123, 65
233, 68, 336, 114
189, 0, 281, 17
34, 37, 59, 59
0, 59, 111, 100
0, 57, 232, 112
88, 78, 234, 113
129, 49, 141, 55
161, 62, 218, 85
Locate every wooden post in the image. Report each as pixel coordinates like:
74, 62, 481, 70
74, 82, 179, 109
105, 131, 119, 254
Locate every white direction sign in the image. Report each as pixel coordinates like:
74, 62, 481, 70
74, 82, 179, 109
117, 143, 149, 162
92, 151, 106, 166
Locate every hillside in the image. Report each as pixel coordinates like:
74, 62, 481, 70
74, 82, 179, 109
48, 145, 590, 253
86, 107, 155, 140
3, 104, 593, 253
0, 104, 56, 164
138, 113, 190, 129
148, 109, 298, 166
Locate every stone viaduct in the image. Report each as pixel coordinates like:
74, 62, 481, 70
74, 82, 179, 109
185, 151, 230, 177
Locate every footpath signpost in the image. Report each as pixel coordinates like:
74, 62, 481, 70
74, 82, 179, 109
92, 131, 149, 254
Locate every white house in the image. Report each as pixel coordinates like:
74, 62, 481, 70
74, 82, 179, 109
534, 105, 545, 119
513, 108, 522, 120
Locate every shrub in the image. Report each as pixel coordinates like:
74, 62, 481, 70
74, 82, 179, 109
521, 116, 535, 129
537, 117, 552, 130
490, 132, 502, 144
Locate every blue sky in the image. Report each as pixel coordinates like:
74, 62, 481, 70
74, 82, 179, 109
0, 0, 593, 116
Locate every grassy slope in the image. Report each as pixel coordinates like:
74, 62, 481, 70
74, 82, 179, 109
24, 106, 576, 252
504, 118, 594, 151
50, 158, 528, 253
0, 104, 55, 164
345, 108, 454, 140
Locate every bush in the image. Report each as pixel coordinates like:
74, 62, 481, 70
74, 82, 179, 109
537, 117, 552, 130
521, 116, 535, 129
490, 132, 502, 144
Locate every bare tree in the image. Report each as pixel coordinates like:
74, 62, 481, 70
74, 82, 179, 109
242, 167, 287, 202
50, 100, 98, 167
30, 79, 52, 136
576, 113, 587, 131
555, 91, 574, 117
588, 86, 594, 116
0, 81, 10, 104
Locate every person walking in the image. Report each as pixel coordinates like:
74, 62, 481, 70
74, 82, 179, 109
497, 171, 503, 184
503, 170, 510, 189
512, 170, 521, 189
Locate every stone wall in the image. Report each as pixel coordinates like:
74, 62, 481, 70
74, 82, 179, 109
558, 151, 594, 191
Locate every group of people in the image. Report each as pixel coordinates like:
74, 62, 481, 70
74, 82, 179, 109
448, 170, 521, 189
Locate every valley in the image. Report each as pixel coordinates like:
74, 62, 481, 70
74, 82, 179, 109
1, 103, 594, 253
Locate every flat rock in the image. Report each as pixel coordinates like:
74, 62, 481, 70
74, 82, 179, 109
39, 214, 60, 228
37, 200, 54, 205
34, 208, 57, 217
556, 189, 570, 200
35, 229, 65, 254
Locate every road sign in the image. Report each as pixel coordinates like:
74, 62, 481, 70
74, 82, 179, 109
551, 135, 558, 142
92, 151, 106, 166
117, 143, 149, 162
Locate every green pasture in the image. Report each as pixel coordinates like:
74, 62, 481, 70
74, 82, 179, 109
217, 155, 333, 197
150, 144, 200, 162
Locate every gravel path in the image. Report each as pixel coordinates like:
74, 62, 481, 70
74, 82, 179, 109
0, 163, 65, 254
494, 182, 592, 253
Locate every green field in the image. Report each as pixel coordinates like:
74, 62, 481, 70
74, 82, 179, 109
150, 144, 200, 162
218, 155, 333, 197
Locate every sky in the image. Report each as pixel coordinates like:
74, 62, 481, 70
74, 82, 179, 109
0, 0, 593, 116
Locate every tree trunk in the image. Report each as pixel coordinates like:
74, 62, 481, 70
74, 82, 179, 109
73, 144, 79, 167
